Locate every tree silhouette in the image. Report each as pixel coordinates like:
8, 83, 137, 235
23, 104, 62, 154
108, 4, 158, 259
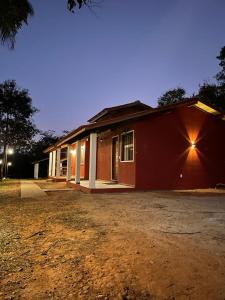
157, 88, 186, 107
216, 46, 225, 84
157, 46, 225, 111
196, 46, 225, 111
0, 0, 91, 49
0, 80, 38, 178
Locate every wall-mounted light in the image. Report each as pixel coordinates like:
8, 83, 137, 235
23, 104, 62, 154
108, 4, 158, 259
7, 162, 12, 166
0, 159, 2, 165
70, 149, 76, 155
191, 141, 196, 149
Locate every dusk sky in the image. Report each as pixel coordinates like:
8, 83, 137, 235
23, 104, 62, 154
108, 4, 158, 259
1, 0, 225, 134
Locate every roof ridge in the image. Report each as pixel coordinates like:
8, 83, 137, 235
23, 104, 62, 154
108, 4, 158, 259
87, 100, 151, 123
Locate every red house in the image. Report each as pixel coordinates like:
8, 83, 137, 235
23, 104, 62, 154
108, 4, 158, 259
44, 99, 225, 192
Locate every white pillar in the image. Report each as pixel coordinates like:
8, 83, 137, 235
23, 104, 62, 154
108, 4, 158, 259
66, 145, 72, 181
52, 150, 56, 177
75, 141, 81, 184
34, 163, 39, 179
56, 148, 61, 177
48, 152, 52, 176
89, 133, 97, 188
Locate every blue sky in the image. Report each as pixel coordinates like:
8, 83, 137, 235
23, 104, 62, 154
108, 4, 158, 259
0, 0, 225, 134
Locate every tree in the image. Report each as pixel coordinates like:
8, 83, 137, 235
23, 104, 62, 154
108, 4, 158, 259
0, 80, 38, 178
196, 82, 225, 111
216, 46, 225, 85
196, 46, 225, 111
157, 88, 186, 107
0, 0, 91, 49
0, 0, 34, 49
30, 131, 59, 162
9, 131, 59, 179
157, 46, 225, 111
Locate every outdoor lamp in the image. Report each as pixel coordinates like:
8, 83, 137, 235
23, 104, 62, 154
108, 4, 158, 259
0, 159, 2, 165
7, 148, 14, 155
7, 162, 12, 166
191, 141, 196, 149
70, 149, 76, 155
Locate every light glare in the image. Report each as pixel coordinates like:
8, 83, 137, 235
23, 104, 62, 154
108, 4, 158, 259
191, 141, 196, 149
8, 148, 14, 155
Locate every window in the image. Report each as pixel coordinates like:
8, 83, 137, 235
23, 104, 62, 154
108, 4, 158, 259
80, 144, 85, 165
121, 131, 134, 161
60, 147, 68, 161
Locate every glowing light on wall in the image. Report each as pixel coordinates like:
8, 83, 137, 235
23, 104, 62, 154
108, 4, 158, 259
7, 162, 12, 166
190, 141, 196, 149
187, 139, 199, 162
0, 159, 2, 165
70, 149, 76, 155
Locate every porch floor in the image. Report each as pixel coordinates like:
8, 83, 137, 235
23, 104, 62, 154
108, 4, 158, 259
80, 180, 133, 189
67, 180, 134, 193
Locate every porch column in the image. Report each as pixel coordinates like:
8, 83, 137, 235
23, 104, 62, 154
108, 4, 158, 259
48, 152, 53, 176
75, 141, 81, 184
89, 133, 97, 189
56, 148, 61, 177
66, 145, 72, 181
52, 150, 56, 177
34, 163, 39, 179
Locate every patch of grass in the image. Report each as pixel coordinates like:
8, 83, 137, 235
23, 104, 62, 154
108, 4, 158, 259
0, 179, 20, 199
35, 180, 68, 190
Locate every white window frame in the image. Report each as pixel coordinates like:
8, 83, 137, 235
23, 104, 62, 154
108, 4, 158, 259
120, 130, 135, 162
80, 143, 85, 165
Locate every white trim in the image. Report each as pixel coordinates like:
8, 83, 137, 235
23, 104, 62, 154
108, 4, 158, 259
120, 130, 135, 162
66, 145, 72, 181
48, 152, 53, 176
52, 150, 56, 176
89, 133, 97, 188
56, 148, 61, 177
111, 135, 119, 181
75, 141, 81, 184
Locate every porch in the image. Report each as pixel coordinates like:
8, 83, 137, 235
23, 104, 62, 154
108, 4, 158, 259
67, 179, 135, 193
48, 132, 136, 193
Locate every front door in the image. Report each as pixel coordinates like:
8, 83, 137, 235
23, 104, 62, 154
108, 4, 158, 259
112, 136, 119, 181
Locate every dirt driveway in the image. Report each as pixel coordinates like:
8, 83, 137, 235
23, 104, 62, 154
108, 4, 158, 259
0, 180, 225, 300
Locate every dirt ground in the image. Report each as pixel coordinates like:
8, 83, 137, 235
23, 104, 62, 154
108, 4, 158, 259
0, 180, 225, 300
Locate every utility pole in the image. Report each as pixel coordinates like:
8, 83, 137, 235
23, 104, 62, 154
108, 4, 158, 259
1, 144, 7, 179
3, 144, 8, 178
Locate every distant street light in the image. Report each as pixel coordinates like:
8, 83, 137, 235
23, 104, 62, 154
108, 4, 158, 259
3, 146, 15, 178
7, 148, 14, 155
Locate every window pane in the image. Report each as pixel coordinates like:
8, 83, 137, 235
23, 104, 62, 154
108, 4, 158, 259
121, 132, 134, 161
80, 145, 85, 164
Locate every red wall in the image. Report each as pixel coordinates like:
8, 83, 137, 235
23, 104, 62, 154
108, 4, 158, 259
96, 125, 136, 186
135, 106, 225, 189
